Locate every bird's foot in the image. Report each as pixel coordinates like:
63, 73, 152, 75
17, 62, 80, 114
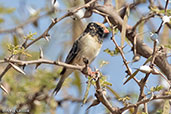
82, 65, 99, 79
87, 67, 99, 78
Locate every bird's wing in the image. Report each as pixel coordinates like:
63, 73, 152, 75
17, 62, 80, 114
60, 40, 80, 75
65, 40, 80, 64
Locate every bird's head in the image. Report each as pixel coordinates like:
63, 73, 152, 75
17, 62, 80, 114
84, 22, 109, 38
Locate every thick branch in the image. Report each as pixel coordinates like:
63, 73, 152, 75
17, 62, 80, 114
94, 4, 171, 80
95, 77, 120, 114
0, 58, 84, 71
0, 0, 97, 80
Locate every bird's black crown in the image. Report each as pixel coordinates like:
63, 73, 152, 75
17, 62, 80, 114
84, 22, 105, 38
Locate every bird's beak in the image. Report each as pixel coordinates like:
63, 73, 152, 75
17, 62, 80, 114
104, 28, 109, 33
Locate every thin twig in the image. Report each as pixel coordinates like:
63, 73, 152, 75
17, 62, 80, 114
133, 73, 150, 114
94, 2, 171, 80
106, 16, 140, 86
25, 0, 97, 49
132, 13, 155, 31
120, 94, 171, 113
150, 40, 157, 67
0, 9, 53, 34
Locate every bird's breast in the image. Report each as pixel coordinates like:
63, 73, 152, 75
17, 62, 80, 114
75, 34, 102, 65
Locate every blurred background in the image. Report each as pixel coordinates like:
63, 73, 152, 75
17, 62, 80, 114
0, 0, 170, 114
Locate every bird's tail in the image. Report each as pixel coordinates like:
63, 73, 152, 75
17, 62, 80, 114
52, 69, 73, 95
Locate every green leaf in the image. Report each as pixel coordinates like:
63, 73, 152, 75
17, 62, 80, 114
156, 109, 163, 114
138, 20, 145, 40
118, 96, 130, 105
164, 45, 171, 49
104, 48, 114, 56
150, 7, 171, 15
13, 35, 19, 46
142, 112, 148, 114
121, 6, 129, 48
7, 44, 31, 57
99, 60, 109, 68
0, 18, 4, 23
82, 77, 93, 105
72, 71, 82, 94
0, 6, 15, 14
106, 86, 120, 99
104, 48, 119, 56
24, 32, 37, 40
150, 85, 163, 93
99, 75, 112, 87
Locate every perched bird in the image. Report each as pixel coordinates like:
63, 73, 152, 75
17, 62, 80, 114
53, 22, 109, 95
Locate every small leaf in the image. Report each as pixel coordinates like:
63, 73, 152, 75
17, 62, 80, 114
150, 85, 163, 92
0, 18, 4, 23
104, 48, 119, 56
106, 86, 120, 99
13, 35, 19, 46
103, 81, 112, 86
104, 48, 114, 56
82, 78, 92, 105
118, 96, 130, 102
23, 32, 37, 40
0, 6, 15, 14
121, 6, 129, 48
164, 44, 171, 49
142, 112, 148, 114
7, 44, 31, 57
72, 71, 82, 94
99, 60, 109, 68
118, 96, 130, 105
10, 63, 26, 75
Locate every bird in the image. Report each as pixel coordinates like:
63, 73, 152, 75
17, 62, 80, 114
53, 22, 109, 95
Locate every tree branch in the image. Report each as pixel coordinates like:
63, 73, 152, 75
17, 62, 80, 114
0, 58, 84, 71
94, 3, 171, 80
120, 94, 171, 113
